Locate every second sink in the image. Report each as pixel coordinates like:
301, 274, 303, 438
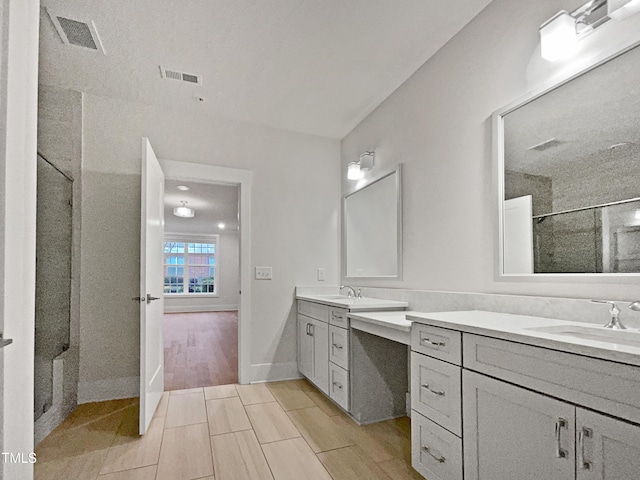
525, 324, 640, 348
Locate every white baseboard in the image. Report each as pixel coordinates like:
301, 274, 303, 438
248, 362, 302, 384
78, 376, 139, 404
164, 304, 239, 313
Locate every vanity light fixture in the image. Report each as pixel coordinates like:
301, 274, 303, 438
347, 151, 375, 180
173, 201, 194, 218
540, 0, 611, 62
218, 222, 225, 229
608, 0, 640, 20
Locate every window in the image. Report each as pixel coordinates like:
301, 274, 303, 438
164, 237, 217, 294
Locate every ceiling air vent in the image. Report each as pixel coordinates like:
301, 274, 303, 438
160, 67, 202, 86
46, 9, 106, 54
527, 138, 562, 152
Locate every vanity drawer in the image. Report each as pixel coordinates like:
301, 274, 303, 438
463, 333, 640, 425
411, 352, 462, 436
412, 410, 463, 480
298, 300, 329, 322
411, 324, 462, 365
329, 307, 349, 328
329, 325, 349, 370
329, 362, 349, 411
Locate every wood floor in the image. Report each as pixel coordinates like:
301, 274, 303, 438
34, 379, 422, 480
164, 311, 238, 391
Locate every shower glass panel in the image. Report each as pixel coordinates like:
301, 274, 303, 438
34, 155, 73, 420
533, 199, 640, 274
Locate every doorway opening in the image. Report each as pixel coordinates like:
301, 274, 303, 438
162, 179, 241, 391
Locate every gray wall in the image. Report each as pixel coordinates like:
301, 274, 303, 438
77, 92, 341, 402
341, 0, 640, 299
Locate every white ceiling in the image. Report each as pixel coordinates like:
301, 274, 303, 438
38, 0, 493, 139
164, 180, 239, 236
504, 43, 640, 178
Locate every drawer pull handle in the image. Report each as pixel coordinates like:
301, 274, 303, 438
422, 445, 446, 463
421, 337, 445, 347
421, 384, 445, 396
578, 427, 592, 470
332, 343, 343, 350
555, 418, 568, 459
332, 381, 343, 390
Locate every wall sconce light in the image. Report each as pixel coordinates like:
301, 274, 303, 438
540, 0, 613, 62
173, 201, 194, 218
608, 0, 640, 20
347, 151, 375, 180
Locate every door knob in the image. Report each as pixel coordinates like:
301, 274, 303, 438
146, 294, 161, 304
132, 296, 145, 302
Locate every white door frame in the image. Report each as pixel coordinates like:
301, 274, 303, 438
0, 0, 39, 478
159, 159, 252, 384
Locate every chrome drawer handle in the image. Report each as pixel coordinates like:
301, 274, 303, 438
555, 418, 568, 459
421, 337, 445, 347
421, 384, 445, 396
332, 381, 343, 390
422, 445, 446, 463
579, 427, 592, 470
332, 343, 343, 350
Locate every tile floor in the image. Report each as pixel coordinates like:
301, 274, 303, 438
34, 379, 422, 480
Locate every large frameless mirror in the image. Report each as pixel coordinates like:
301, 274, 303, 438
496, 42, 640, 276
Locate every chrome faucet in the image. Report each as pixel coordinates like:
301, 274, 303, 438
339, 285, 356, 298
590, 300, 626, 329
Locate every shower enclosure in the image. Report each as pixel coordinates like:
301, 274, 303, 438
34, 154, 73, 420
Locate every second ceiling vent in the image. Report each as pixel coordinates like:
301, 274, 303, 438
159, 66, 202, 86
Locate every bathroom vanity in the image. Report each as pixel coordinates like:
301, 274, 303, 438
408, 310, 640, 480
295, 293, 409, 423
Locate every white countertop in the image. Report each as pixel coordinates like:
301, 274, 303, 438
296, 293, 408, 311
347, 310, 417, 345
347, 311, 417, 332
408, 310, 640, 367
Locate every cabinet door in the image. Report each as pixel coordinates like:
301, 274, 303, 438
310, 318, 329, 394
576, 407, 640, 480
463, 370, 575, 480
297, 314, 313, 379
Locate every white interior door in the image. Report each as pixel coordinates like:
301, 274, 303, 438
139, 138, 165, 434
503, 195, 534, 274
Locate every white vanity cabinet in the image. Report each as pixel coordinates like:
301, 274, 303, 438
463, 370, 576, 480
409, 313, 640, 480
297, 296, 408, 416
297, 301, 329, 393
410, 325, 463, 480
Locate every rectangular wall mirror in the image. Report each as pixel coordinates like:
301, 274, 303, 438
495, 42, 640, 277
343, 166, 402, 279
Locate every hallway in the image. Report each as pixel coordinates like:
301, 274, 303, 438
164, 311, 238, 391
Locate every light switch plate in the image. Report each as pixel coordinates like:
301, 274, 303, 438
317, 268, 325, 281
255, 266, 272, 280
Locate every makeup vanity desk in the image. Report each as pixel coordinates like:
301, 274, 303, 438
296, 292, 414, 425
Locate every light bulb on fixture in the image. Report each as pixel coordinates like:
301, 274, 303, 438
347, 151, 375, 180
218, 223, 225, 229
347, 161, 362, 180
173, 201, 194, 218
540, 11, 578, 62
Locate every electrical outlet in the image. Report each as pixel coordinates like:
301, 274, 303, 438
255, 266, 272, 280
317, 268, 325, 281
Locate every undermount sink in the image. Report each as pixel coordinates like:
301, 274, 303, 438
317, 295, 352, 300
525, 324, 640, 348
